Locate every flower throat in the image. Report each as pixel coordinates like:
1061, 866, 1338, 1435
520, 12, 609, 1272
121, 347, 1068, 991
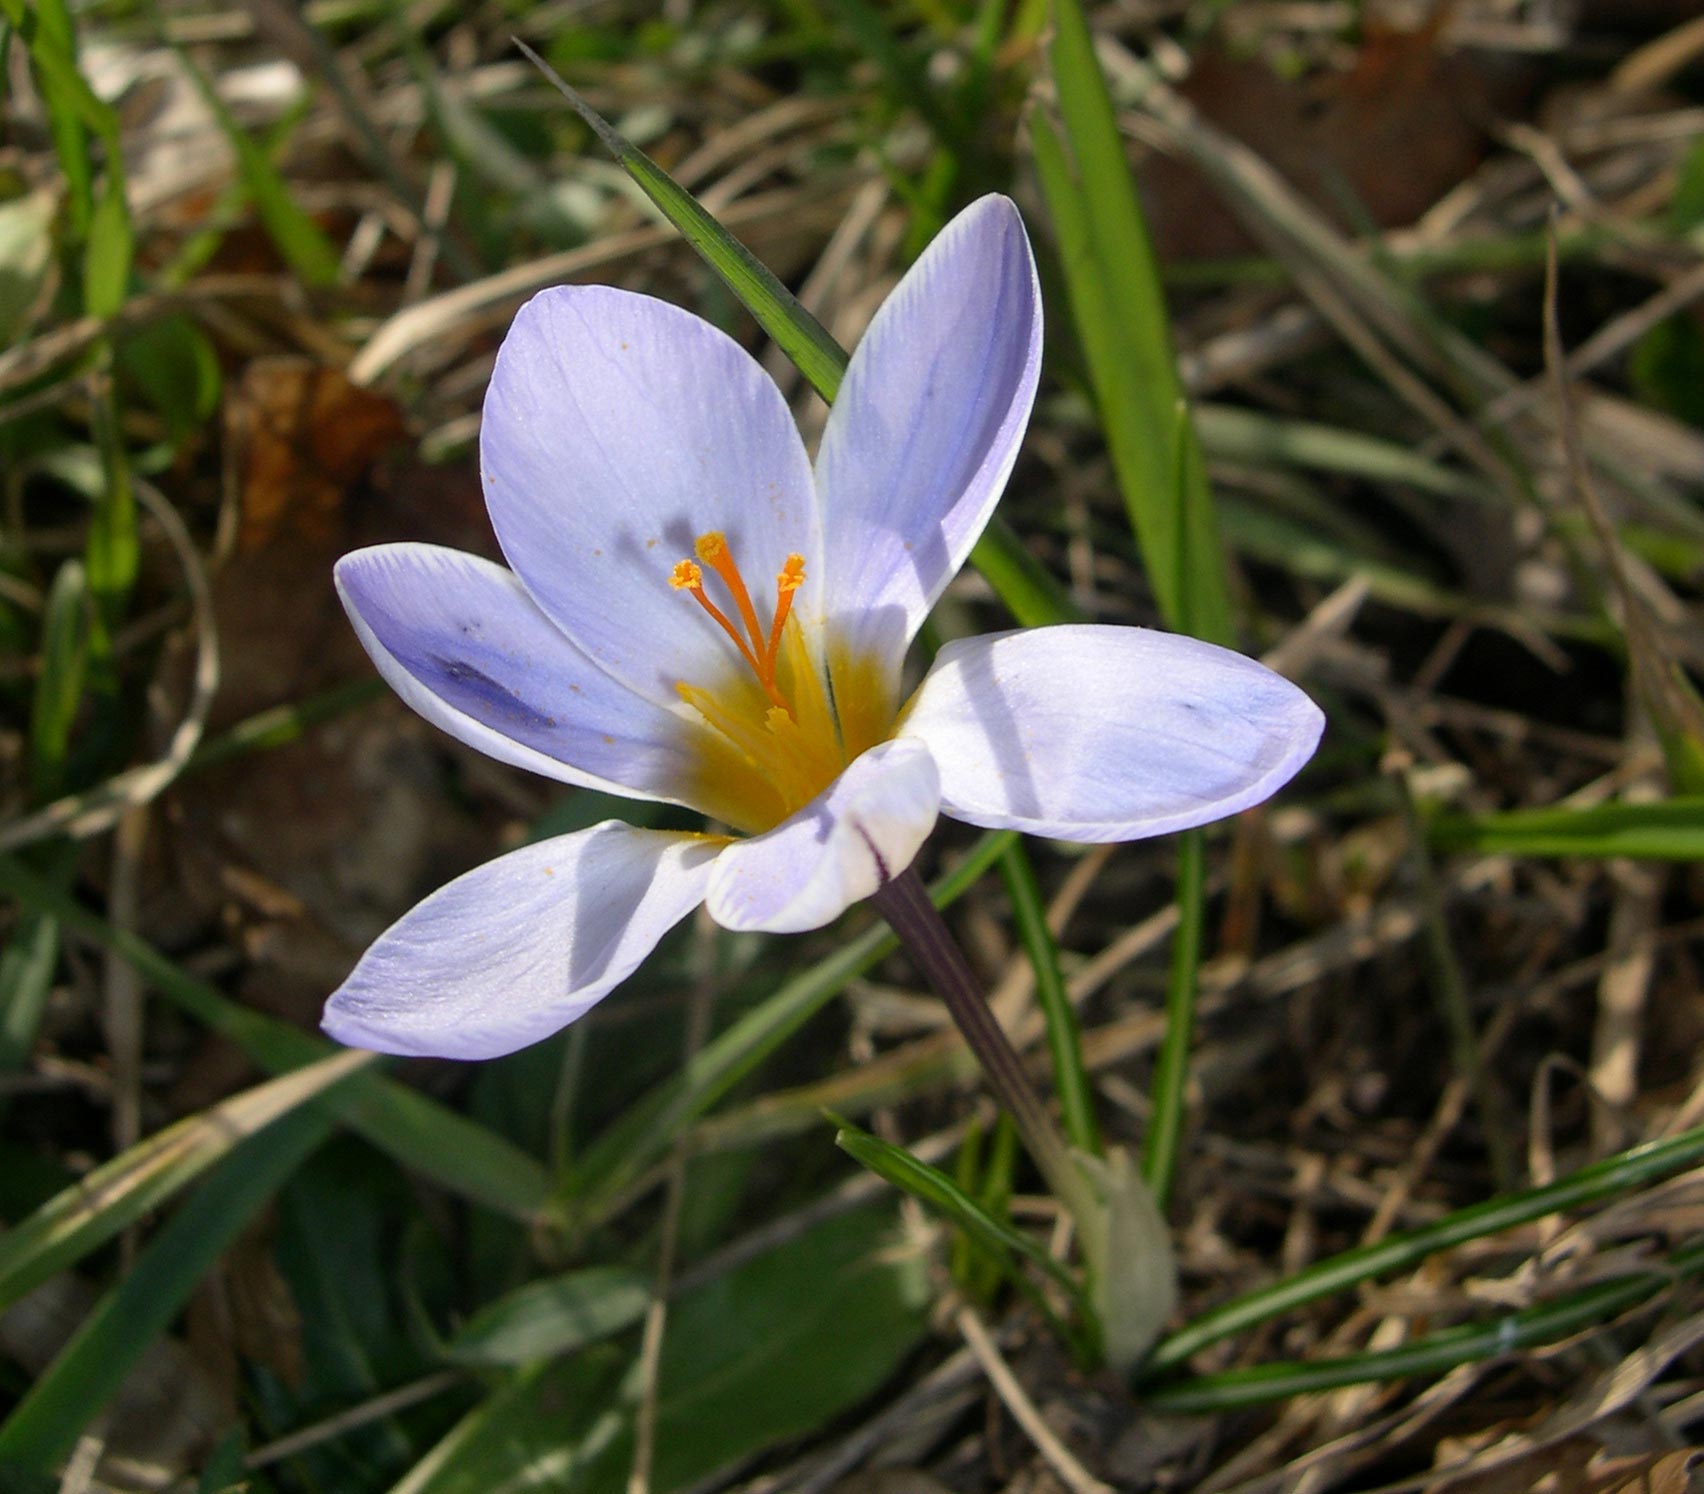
669, 531, 845, 823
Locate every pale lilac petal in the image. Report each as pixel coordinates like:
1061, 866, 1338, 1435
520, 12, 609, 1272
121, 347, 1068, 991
336, 544, 759, 821
480, 286, 822, 707
815, 196, 1042, 725
322, 824, 720, 1059
705, 739, 940, 935
898, 626, 1324, 842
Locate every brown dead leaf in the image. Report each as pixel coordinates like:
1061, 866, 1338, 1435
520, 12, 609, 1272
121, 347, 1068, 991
226, 357, 406, 553
191, 1225, 307, 1395
1144, 8, 1530, 261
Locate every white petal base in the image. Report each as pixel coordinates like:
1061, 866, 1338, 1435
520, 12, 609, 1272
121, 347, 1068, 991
706, 739, 941, 934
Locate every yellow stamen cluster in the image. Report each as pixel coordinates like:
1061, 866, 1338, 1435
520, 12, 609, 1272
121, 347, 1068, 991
669, 531, 805, 713
669, 530, 841, 821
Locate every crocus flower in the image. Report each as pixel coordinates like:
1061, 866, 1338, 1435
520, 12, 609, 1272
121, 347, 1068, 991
324, 196, 1323, 1060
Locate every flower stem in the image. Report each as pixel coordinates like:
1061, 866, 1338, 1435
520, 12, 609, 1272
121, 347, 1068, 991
870, 868, 1097, 1229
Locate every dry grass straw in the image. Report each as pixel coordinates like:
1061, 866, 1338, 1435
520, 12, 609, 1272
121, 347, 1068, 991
8, 0, 1704, 1487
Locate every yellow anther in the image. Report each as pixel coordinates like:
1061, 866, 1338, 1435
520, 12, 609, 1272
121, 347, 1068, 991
674, 557, 765, 682
693, 529, 766, 665
671, 533, 810, 714
767, 554, 805, 664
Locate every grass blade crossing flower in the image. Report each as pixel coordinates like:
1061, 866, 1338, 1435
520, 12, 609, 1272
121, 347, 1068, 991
323, 196, 1324, 1061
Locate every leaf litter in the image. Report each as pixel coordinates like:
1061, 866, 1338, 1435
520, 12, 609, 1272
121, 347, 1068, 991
4, 0, 1704, 1489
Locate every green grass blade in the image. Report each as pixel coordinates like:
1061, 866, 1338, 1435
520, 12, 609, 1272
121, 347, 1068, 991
1133, 410, 1214, 1205
27, 559, 90, 799
162, 27, 342, 287
3, 0, 133, 315
953, 1117, 1018, 1299
0, 846, 76, 1078
1146, 1119, 1704, 1372
0, 911, 58, 1075
1429, 797, 1704, 860
834, 1115, 1081, 1299
82, 177, 133, 320
446, 1265, 652, 1366
23, 0, 92, 235
0, 1051, 366, 1311
0, 0, 115, 144
997, 840, 1099, 1155
0, 1106, 335, 1471
1144, 1244, 1704, 1413
187, 677, 386, 772
565, 919, 894, 1225
968, 523, 1081, 626
85, 377, 138, 624
1034, 17, 1232, 644
1141, 828, 1204, 1208
1194, 403, 1493, 504
563, 830, 1016, 1225
516, 40, 846, 403
0, 856, 552, 1221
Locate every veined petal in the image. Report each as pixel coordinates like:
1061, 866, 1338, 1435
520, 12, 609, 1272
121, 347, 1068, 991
323, 824, 721, 1059
336, 544, 774, 826
481, 286, 822, 707
705, 738, 940, 935
815, 196, 1042, 737
899, 626, 1323, 842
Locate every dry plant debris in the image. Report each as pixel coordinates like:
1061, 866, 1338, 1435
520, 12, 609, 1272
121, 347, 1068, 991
2, 0, 1704, 1489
